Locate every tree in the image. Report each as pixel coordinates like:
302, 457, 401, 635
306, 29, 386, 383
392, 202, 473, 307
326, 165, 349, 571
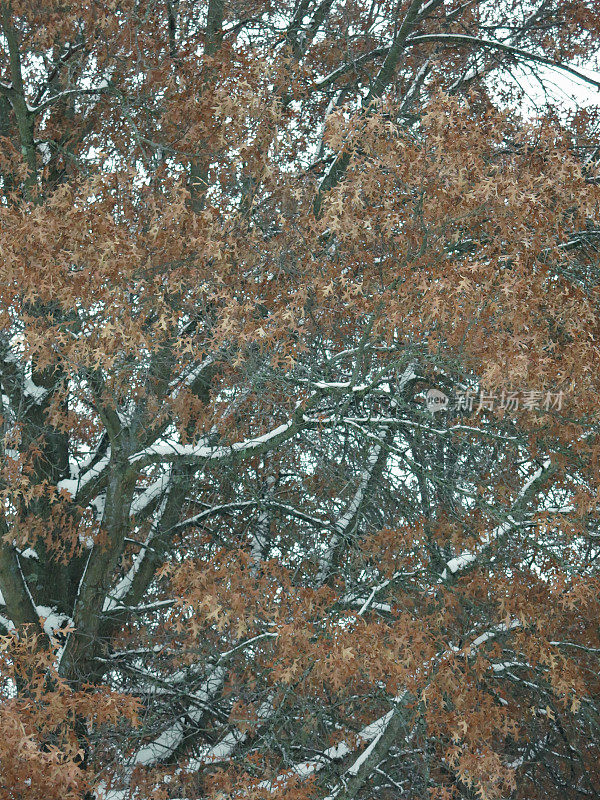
0, 1, 600, 798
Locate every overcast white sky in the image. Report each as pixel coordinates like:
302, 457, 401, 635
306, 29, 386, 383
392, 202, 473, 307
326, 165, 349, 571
510, 60, 600, 120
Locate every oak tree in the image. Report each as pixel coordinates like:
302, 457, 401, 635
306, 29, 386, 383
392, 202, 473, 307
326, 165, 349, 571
1, 1, 600, 798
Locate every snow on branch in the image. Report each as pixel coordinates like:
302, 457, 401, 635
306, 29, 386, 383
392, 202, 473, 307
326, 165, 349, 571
104, 469, 172, 613
254, 692, 408, 794
317, 430, 390, 583
186, 697, 273, 771
439, 459, 553, 581
133, 666, 226, 766
130, 471, 172, 518
129, 418, 302, 468
168, 356, 216, 398
57, 451, 112, 501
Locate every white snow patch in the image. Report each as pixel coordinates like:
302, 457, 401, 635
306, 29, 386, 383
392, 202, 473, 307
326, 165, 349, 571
19, 547, 38, 560
23, 378, 48, 403
35, 605, 72, 638
440, 552, 476, 581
